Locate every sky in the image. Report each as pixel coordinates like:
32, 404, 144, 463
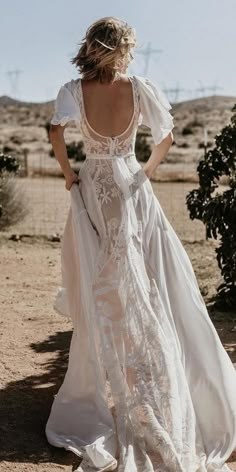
1, 0, 236, 103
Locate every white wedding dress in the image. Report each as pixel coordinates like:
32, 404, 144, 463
45, 75, 236, 472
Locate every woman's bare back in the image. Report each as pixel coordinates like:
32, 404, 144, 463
80, 76, 134, 138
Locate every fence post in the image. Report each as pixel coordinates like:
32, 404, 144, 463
23, 149, 29, 177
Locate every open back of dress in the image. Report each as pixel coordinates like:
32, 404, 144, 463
45, 75, 236, 472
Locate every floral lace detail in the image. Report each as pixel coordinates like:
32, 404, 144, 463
90, 228, 203, 471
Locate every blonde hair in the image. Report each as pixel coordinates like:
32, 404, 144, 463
71, 17, 137, 83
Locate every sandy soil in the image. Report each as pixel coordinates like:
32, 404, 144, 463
0, 177, 236, 471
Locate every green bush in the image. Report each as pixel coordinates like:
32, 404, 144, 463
0, 153, 19, 174
186, 105, 236, 310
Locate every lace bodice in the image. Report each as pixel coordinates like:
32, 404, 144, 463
50, 74, 174, 155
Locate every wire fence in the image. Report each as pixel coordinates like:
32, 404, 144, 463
0, 154, 205, 242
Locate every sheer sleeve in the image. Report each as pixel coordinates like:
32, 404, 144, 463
50, 79, 80, 126
135, 75, 174, 145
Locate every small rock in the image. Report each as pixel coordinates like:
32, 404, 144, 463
49, 233, 61, 242
9, 234, 20, 241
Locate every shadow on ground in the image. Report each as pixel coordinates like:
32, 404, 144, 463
0, 321, 235, 470
0, 329, 81, 470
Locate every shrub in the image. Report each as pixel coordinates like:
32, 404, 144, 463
186, 104, 236, 310
44, 121, 51, 143
49, 140, 86, 162
198, 141, 213, 149
188, 118, 203, 128
0, 153, 29, 230
3, 145, 15, 154
135, 133, 151, 162
177, 142, 190, 148
67, 141, 86, 162
182, 126, 193, 136
0, 153, 19, 174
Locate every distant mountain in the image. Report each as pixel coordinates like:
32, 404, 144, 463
0, 95, 25, 106
173, 95, 236, 113
0, 95, 54, 107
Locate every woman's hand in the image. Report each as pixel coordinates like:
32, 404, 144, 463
142, 164, 153, 180
49, 125, 79, 190
142, 132, 174, 180
65, 169, 79, 191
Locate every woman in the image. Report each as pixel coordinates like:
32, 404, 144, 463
45, 16, 236, 472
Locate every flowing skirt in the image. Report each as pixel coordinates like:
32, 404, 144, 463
45, 154, 236, 472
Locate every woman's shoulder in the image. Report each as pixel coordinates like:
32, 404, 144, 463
62, 77, 80, 93
131, 74, 152, 85
56, 78, 82, 106
50, 78, 81, 125
132, 74, 172, 110
131, 74, 159, 96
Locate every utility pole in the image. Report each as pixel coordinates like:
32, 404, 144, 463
195, 80, 217, 97
196, 80, 207, 97
6, 69, 23, 99
207, 82, 223, 96
195, 80, 223, 107
136, 41, 163, 76
163, 82, 186, 103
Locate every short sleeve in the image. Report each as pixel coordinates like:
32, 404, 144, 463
135, 75, 174, 145
50, 79, 80, 126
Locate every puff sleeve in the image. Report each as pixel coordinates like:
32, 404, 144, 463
50, 79, 80, 126
135, 75, 174, 145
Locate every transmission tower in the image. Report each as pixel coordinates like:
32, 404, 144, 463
207, 82, 223, 96
136, 41, 163, 75
6, 69, 23, 99
195, 80, 212, 98
163, 82, 186, 103
195, 80, 224, 104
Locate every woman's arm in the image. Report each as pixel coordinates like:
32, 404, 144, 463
142, 131, 173, 179
49, 124, 79, 190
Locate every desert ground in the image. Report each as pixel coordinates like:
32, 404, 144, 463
0, 176, 236, 472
